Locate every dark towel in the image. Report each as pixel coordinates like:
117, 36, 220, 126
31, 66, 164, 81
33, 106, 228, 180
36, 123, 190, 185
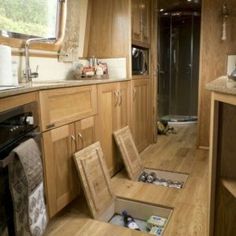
9, 138, 47, 236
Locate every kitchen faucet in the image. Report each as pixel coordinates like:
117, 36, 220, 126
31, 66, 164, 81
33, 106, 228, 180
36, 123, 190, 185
24, 37, 56, 82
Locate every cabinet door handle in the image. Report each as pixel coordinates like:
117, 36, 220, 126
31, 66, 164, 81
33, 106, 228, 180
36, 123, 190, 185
46, 123, 55, 129
114, 91, 119, 106
119, 91, 122, 106
78, 132, 84, 149
133, 88, 137, 101
71, 135, 76, 152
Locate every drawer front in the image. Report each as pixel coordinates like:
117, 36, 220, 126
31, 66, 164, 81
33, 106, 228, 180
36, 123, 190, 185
40, 85, 97, 131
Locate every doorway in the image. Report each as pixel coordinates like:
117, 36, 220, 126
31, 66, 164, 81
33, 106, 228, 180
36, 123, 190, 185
158, 3, 201, 123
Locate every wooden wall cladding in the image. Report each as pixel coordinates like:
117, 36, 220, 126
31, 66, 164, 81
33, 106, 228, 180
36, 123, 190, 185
87, 0, 131, 58
198, 0, 236, 147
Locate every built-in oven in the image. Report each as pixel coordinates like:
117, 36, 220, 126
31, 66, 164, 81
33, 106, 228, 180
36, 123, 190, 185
0, 102, 39, 236
132, 46, 149, 75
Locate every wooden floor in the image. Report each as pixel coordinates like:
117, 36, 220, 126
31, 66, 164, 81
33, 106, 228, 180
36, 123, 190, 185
45, 123, 209, 236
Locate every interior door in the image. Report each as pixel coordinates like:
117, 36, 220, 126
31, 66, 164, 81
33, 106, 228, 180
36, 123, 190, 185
170, 15, 193, 116
158, 14, 200, 118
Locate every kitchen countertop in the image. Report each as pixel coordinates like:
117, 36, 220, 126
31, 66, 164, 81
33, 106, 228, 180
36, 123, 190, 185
206, 76, 236, 96
0, 78, 131, 98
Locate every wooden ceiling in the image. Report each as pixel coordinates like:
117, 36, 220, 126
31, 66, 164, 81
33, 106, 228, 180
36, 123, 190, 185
159, 0, 201, 12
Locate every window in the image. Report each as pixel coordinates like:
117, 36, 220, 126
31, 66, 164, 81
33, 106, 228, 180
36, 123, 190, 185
0, 0, 60, 39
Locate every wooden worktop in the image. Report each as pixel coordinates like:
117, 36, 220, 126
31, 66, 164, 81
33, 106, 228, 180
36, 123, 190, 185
206, 76, 236, 96
0, 78, 131, 98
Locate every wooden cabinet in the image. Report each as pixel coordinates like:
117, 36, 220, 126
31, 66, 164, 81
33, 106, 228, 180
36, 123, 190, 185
39, 85, 97, 131
132, 0, 150, 46
42, 124, 79, 218
209, 91, 236, 236
42, 116, 97, 218
96, 81, 130, 176
131, 78, 150, 152
87, 0, 130, 58
40, 85, 98, 217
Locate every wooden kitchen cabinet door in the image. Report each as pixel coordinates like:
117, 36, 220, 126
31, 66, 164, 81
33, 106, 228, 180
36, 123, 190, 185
118, 82, 130, 129
96, 83, 120, 176
42, 124, 79, 218
96, 82, 129, 176
39, 85, 97, 131
131, 0, 150, 46
141, 0, 151, 44
75, 116, 97, 151
131, 78, 150, 152
87, 0, 130, 58
132, 0, 142, 43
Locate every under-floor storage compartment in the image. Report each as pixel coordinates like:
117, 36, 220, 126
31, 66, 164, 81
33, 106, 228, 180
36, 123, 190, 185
141, 169, 188, 189
113, 126, 188, 188
109, 198, 172, 235
74, 142, 173, 235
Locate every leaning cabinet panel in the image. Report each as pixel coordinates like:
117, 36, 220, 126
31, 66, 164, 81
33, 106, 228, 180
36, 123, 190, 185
74, 142, 172, 234
39, 85, 97, 131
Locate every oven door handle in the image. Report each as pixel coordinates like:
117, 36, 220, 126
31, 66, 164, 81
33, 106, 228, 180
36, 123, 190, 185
25, 131, 41, 138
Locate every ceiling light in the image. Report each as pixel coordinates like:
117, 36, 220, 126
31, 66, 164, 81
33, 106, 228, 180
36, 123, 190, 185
160, 8, 164, 12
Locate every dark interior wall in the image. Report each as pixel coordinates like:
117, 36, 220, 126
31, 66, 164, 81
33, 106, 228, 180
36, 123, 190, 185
198, 0, 236, 147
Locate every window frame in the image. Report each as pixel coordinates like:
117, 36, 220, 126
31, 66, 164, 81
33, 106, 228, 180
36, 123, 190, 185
0, 0, 66, 51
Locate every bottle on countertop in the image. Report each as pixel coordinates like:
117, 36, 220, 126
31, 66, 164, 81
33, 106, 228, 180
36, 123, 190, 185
122, 211, 141, 231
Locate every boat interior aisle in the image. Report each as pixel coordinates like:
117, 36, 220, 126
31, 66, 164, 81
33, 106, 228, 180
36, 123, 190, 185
45, 124, 209, 236
0, 0, 235, 235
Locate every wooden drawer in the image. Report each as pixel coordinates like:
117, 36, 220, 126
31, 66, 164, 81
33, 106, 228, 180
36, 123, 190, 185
0, 92, 38, 113
39, 85, 97, 131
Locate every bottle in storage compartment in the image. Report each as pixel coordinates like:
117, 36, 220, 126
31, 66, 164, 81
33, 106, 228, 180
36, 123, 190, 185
122, 210, 141, 231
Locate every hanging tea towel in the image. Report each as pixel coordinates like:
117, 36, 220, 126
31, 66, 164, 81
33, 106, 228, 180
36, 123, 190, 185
8, 138, 48, 236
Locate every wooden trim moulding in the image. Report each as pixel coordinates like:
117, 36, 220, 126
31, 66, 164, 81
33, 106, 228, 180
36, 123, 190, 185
0, 0, 67, 54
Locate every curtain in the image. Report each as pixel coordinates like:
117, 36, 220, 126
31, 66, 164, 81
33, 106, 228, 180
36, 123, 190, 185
59, 0, 80, 62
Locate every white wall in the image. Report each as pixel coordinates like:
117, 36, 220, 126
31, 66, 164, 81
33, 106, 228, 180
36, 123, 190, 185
12, 54, 127, 83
